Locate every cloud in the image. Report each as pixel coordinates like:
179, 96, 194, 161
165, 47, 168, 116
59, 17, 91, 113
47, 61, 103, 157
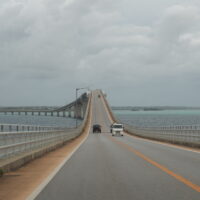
0, 0, 200, 106
157, 5, 200, 43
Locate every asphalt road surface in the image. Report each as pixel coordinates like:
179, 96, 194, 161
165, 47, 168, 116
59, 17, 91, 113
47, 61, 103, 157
35, 90, 200, 200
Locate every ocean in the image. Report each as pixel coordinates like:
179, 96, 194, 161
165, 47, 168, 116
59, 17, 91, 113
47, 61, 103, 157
113, 109, 200, 127
0, 113, 81, 128
1, 110, 200, 129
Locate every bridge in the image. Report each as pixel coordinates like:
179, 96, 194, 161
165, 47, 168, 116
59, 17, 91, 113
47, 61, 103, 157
0, 92, 89, 119
0, 90, 200, 200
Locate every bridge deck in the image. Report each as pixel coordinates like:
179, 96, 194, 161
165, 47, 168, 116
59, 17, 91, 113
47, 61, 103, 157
34, 90, 200, 200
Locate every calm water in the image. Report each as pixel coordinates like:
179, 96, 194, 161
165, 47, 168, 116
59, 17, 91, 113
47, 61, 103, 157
0, 113, 82, 128
113, 110, 200, 127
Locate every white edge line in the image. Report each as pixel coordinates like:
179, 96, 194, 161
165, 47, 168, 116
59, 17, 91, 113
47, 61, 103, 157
101, 94, 200, 154
27, 115, 91, 200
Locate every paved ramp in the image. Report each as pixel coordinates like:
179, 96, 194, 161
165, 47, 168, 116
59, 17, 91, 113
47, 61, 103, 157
35, 90, 200, 200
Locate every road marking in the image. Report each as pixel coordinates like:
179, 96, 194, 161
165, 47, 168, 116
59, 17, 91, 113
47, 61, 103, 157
27, 97, 92, 200
125, 132, 200, 154
108, 135, 200, 193
101, 92, 200, 192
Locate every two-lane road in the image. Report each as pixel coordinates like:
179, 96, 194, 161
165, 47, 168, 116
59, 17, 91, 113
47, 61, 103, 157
35, 90, 200, 200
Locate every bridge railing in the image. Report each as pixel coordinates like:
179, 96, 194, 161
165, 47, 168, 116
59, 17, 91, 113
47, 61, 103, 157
0, 123, 63, 132
137, 125, 200, 131
0, 94, 91, 162
0, 129, 76, 160
123, 123, 200, 147
0, 123, 75, 160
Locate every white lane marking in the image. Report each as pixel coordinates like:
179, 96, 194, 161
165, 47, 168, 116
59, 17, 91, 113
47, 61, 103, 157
101, 93, 200, 154
125, 132, 200, 154
27, 110, 92, 200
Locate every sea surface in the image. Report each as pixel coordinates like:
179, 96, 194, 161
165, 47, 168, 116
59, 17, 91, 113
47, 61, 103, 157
113, 109, 200, 127
2, 110, 200, 129
0, 113, 81, 128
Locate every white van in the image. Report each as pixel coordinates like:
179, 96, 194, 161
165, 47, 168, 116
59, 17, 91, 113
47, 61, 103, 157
110, 123, 124, 136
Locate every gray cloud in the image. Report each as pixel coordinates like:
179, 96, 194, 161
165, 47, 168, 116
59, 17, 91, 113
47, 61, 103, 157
0, 0, 200, 106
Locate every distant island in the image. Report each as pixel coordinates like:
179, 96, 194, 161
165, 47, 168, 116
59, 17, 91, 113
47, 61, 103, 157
111, 106, 200, 111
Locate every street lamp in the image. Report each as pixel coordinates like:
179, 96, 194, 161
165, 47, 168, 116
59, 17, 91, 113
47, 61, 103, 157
75, 87, 89, 128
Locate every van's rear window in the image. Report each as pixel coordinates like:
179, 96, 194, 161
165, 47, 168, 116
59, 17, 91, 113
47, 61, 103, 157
113, 125, 123, 128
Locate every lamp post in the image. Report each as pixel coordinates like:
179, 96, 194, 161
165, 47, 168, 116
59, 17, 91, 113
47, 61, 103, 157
75, 87, 89, 128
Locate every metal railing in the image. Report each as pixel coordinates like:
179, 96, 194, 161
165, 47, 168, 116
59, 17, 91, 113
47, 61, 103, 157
0, 129, 78, 160
123, 123, 200, 147
136, 125, 200, 131
0, 124, 75, 160
0, 124, 63, 132
0, 94, 91, 161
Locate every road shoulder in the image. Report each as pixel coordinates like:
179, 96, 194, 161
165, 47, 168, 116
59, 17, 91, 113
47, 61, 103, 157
0, 125, 90, 200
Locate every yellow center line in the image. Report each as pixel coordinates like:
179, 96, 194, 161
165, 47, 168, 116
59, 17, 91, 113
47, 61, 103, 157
107, 135, 200, 193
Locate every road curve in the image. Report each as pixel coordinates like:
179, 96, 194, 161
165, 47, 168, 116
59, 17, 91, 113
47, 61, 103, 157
35, 90, 200, 200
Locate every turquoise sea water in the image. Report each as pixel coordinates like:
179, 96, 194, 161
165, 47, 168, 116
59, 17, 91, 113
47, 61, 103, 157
113, 110, 200, 127
0, 113, 81, 128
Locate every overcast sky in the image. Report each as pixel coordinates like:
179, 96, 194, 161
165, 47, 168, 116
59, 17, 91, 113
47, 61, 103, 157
0, 0, 200, 106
